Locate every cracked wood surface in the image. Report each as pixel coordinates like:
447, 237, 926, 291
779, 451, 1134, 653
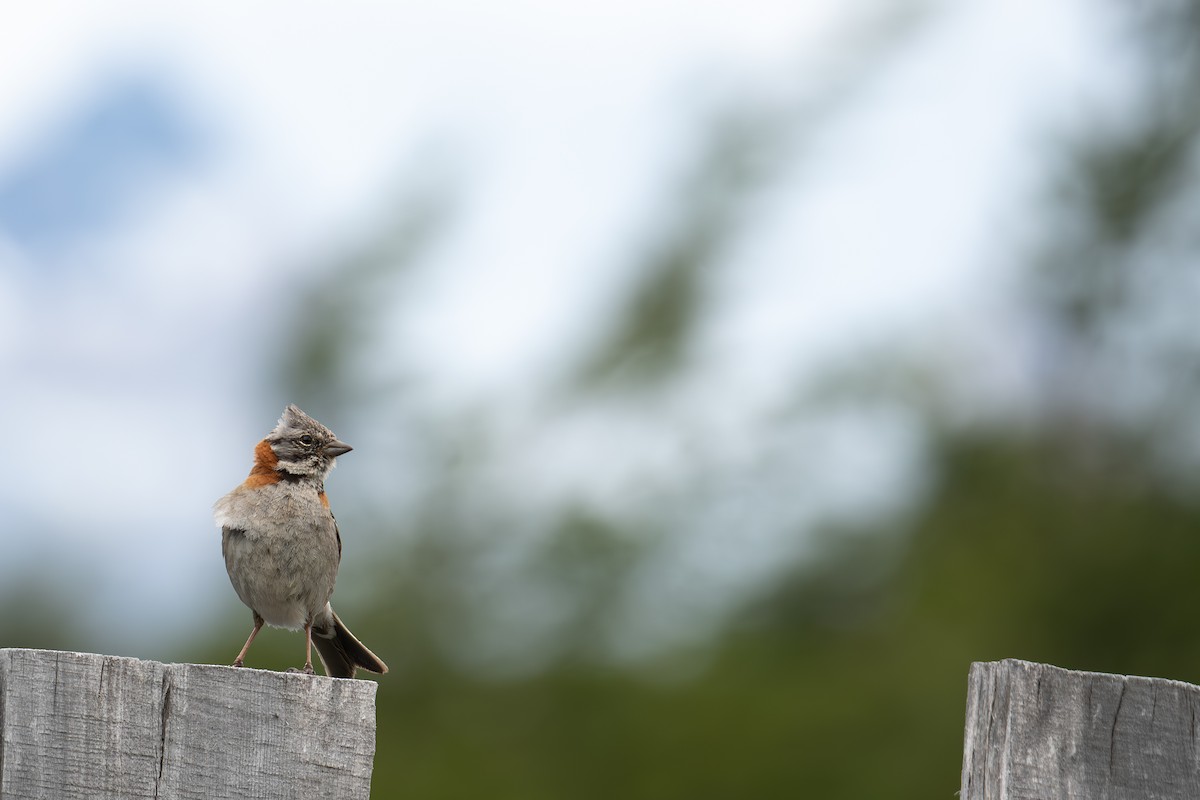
0, 648, 377, 800
962, 659, 1200, 800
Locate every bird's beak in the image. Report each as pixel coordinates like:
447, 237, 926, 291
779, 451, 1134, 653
326, 440, 353, 457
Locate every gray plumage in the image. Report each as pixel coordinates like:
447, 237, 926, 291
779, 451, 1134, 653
214, 405, 387, 678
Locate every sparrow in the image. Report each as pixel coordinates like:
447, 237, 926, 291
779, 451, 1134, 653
213, 404, 388, 678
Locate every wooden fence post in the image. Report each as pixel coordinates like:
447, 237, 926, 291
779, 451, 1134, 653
962, 658, 1200, 799
0, 648, 378, 799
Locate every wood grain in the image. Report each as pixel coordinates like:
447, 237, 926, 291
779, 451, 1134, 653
0, 648, 377, 799
962, 658, 1200, 799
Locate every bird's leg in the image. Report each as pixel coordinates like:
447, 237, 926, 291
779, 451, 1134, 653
302, 621, 315, 674
233, 612, 265, 667
286, 621, 317, 675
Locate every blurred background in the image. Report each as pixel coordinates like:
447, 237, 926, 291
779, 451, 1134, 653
3, 0, 1200, 796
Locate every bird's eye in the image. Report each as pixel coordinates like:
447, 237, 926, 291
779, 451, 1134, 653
299, 434, 315, 447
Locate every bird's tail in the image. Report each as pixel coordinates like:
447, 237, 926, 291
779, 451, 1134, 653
312, 607, 388, 679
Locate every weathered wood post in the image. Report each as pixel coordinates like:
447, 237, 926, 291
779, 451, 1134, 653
0, 648, 378, 799
962, 658, 1200, 799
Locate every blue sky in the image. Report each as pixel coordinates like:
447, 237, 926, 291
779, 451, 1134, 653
0, 0, 1114, 664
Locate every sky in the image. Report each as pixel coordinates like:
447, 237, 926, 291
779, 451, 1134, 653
0, 0, 1114, 663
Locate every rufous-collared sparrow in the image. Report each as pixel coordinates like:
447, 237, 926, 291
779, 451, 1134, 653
213, 404, 387, 678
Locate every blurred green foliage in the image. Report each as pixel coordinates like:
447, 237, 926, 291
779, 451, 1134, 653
201, 5, 1200, 797
193, 433, 1200, 799
11, 2, 1200, 798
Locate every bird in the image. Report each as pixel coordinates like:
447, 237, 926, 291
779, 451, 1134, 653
213, 404, 388, 678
